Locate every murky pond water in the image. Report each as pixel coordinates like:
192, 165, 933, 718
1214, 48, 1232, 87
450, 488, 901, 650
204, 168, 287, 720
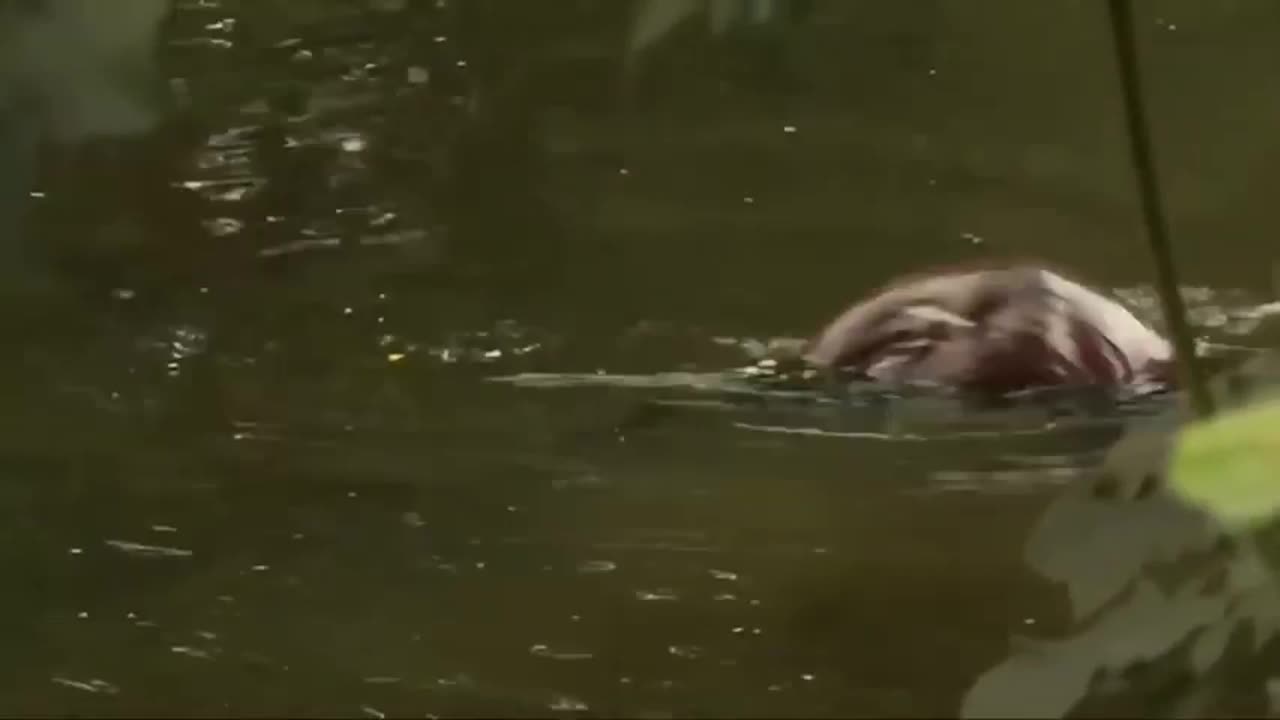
3, 0, 1280, 716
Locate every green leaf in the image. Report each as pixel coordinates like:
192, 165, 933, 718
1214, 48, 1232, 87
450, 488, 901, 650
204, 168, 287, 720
1170, 398, 1280, 532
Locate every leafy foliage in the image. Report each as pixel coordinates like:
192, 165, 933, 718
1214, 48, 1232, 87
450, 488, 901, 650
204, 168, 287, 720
1170, 397, 1280, 533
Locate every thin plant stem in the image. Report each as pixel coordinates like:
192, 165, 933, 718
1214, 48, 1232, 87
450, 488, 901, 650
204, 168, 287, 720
1105, 0, 1214, 419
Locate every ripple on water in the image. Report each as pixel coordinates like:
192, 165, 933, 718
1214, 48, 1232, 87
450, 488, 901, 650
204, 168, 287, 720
529, 644, 594, 662
548, 695, 589, 712
576, 560, 617, 574
634, 588, 680, 602
103, 540, 194, 559
51, 677, 118, 695
1115, 285, 1280, 338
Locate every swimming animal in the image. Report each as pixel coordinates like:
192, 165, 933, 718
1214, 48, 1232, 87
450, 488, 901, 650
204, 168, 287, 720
803, 263, 1176, 395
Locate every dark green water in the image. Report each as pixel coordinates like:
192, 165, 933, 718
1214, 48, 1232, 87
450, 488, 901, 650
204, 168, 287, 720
1, 1, 1279, 716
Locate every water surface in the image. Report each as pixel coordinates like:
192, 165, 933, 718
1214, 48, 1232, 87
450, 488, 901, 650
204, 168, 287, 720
2, 1, 1279, 716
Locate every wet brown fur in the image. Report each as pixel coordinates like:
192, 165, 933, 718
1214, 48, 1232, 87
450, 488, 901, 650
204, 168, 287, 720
803, 257, 1175, 393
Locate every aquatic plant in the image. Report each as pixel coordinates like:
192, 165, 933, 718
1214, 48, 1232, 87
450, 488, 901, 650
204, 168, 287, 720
1104, 0, 1213, 418
963, 355, 1280, 718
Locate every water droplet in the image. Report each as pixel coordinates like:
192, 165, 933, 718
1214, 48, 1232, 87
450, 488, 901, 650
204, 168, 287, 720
782, 125, 797, 133
203, 217, 243, 237
668, 644, 702, 659
548, 696, 588, 711
577, 560, 616, 574
635, 588, 679, 601
530, 644, 593, 661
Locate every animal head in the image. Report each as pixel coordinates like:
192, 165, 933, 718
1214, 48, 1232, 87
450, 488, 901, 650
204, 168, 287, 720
804, 263, 1175, 393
